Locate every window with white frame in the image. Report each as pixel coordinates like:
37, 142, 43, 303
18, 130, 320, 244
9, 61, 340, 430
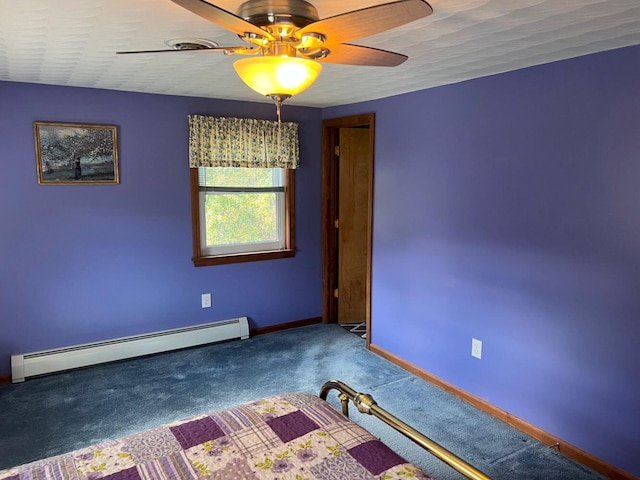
190, 166, 295, 266
199, 166, 287, 255
188, 115, 298, 266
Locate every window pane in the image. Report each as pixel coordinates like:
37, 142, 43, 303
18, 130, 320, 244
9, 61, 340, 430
204, 192, 279, 246
192, 166, 293, 264
200, 167, 282, 188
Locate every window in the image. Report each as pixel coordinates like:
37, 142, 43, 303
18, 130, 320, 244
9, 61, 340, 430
190, 166, 295, 266
187, 114, 299, 266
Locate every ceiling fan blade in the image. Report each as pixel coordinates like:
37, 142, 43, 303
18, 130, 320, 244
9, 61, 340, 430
297, 0, 432, 46
117, 46, 249, 55
170, 0, 274, 40
317, 44, 407, 66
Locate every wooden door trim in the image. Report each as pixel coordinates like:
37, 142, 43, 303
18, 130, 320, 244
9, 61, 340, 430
321, 113, 375, 347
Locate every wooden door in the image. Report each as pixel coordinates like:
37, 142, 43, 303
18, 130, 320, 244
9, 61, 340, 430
337, 127, 370, 325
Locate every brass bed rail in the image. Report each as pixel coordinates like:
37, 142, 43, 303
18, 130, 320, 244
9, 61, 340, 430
319, 380, 491, 480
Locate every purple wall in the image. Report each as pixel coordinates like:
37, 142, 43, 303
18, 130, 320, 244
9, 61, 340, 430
0, 82, 323, 376
325, 45, 640, 476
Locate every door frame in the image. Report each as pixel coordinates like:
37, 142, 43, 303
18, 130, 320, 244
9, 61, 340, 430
321, 113, 375, 346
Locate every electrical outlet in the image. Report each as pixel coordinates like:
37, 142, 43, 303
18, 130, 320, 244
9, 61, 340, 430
471, 338, 482, 359
201, 293, 212, 308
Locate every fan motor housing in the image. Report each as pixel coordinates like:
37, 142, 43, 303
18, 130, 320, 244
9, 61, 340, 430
238, 0, 320, 29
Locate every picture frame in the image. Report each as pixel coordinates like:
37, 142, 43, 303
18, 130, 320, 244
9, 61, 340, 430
34, 121, 119, 185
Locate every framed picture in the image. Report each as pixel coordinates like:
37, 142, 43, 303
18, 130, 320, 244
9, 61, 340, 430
34, 122, 119, 185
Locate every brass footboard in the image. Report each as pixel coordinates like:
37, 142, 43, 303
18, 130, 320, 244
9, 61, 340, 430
319, 380, 490, 480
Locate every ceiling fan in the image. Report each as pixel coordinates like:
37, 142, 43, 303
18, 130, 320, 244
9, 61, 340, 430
118, 0, 433, 114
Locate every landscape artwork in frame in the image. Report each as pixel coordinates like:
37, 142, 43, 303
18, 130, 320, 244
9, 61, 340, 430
34, 122, 119, 184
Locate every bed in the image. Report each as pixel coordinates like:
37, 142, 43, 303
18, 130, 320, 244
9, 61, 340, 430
0, 380, 489, 480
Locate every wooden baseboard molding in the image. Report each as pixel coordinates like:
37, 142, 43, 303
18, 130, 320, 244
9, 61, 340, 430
369, 343, 633, 480
250, 317, 322, 337
0, 374, 11, 384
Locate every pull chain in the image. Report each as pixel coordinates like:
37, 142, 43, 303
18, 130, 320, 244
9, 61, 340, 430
270, 94, 290, 162
270, 94, 290, 125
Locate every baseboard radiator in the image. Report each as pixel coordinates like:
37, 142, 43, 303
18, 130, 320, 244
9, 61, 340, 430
11, 317, 250, 383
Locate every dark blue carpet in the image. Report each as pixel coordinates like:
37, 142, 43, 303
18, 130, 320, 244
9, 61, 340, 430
0, 324, 604, 479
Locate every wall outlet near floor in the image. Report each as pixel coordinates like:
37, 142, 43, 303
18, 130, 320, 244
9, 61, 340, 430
201, 293, 212, 308
471, 338, 482, 359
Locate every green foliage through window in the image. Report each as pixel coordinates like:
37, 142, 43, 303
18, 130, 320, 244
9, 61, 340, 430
199, 167, 284, 251
204, 192, 278, 246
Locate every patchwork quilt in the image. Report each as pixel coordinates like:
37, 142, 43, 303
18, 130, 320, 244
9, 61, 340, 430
0, 393, 431, 480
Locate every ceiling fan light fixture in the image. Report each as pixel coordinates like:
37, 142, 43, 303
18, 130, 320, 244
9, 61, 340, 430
233, 55, 322, 98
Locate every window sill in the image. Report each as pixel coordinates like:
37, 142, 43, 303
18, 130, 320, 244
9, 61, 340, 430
192, 249, 296, 267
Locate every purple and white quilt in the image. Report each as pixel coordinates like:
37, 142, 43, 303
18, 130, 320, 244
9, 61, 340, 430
0, 393, 431, 480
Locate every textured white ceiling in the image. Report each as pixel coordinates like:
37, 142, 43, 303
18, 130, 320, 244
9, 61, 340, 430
1, 0, 640, 107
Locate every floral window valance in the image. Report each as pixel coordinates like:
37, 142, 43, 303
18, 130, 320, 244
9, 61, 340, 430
188, 115, 299, 169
